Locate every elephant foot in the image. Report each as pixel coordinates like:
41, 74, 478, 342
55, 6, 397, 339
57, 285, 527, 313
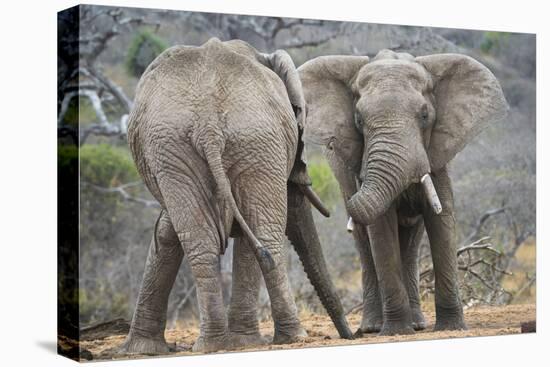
434, 316, 467, 331
434, 305, 467, 331
118, 334, 173, 355
411, 307, 427, 331
192, 332, 268, 353
378, 321, 415, 336
355, 308, 383, 336
354, 321, 383, 337
273, 326, 308, 345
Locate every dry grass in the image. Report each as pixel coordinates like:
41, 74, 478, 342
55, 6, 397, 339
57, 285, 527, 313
503, 238, 536, 303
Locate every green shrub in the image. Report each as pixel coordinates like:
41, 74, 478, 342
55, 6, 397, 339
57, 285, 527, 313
308, 160, 340, 209
60, 96, 97, 127
80, 144, 138, 186
58, 144, 78, 173
125, 28, 168, 77
79, 282, 130, 325
480, 32, 510, 54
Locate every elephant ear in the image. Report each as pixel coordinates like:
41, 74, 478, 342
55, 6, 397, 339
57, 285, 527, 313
297, 56, 369, 170
263, 50, 311, 185
416, 54, 508, 170
264, 50, 306, 128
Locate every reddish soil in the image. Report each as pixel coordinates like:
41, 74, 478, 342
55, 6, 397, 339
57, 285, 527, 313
81, 303, 535, 361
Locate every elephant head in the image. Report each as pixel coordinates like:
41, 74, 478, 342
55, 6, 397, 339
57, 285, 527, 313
298, 50, 508, 225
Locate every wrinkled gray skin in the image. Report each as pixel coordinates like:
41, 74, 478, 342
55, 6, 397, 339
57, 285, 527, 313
298, 49, 508, 336
121, 38, 352, 354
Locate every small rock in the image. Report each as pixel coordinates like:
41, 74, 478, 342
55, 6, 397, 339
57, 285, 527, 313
520, 320, 536, 333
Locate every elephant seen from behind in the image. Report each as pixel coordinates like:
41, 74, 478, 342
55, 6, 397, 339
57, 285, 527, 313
121, 38, 353, 354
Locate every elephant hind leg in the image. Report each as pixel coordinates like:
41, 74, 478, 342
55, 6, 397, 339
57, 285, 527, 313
121, 210, 183, 355
226, 237, 269, 348
155, 173, 232, 352
232, 169, 306, 344
227, 237, 262, 335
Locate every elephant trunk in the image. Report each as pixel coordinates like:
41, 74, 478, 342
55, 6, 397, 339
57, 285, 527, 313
347, 137, 411, 224
286, 182, 354, 339
347, 128, 441, 224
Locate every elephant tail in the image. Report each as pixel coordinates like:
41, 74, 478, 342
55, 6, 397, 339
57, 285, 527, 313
203, 145, 275, 271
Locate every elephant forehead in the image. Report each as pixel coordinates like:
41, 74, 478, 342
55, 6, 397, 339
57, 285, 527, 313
356, 61, 429, 91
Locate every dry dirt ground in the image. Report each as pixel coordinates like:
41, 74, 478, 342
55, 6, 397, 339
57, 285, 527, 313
80, 303, 535, 362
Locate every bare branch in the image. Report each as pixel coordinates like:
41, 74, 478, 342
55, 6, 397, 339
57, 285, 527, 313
82, 181, 160, 208
345, 302, 363, 316
59, 7, 148, 145
169, 283, 197, 328
57, 88, 129, 145
510, 275, 536, 302
457, 236, 502, 257
421, 232, 512, 305
79, 7, 160, 64
85, 65, 133, 113
462, 207, 507, 246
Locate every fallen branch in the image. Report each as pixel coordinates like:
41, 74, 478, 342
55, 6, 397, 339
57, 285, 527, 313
80, 318, 130, 340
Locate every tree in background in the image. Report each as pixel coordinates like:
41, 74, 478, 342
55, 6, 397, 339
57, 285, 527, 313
125, 29, 168, 78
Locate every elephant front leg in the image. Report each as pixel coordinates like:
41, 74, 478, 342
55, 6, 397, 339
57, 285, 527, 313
324, 151, 382, 335
352, 223, 383, 335
422, 168, 466, 331
398, 220, 426, 331
367, 204, 415, 336
121, 210, 184, 355
227, 237, 268, 347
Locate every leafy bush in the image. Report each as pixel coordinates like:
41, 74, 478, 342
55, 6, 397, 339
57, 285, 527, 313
59, 96, 97, 127
79, 282, 129, 325
58, 144, 78, 175
480, 32, 510, 54
78, 144, 152, 324
80, 144, 138, 187
308, 160, 340, 209
125, 28, 168, 78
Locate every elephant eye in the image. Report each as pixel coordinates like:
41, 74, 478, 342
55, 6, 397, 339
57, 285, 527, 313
420, 104, 428, 119
419, 104, 429, 127
354, 110, 364, 131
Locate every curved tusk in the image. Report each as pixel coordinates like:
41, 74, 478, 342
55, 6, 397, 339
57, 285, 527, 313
346, 216, 354, 233
299, 185, 331, 218
420, 173, 442, 215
